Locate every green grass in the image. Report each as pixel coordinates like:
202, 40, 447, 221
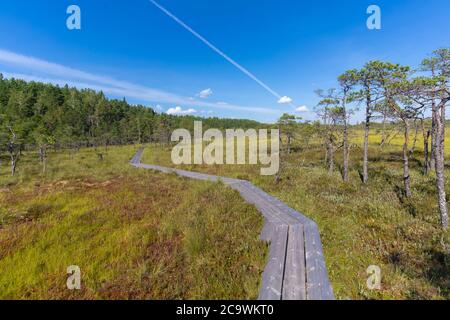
2, 123, 449, 300
141, 127, 450, 300
0, 146, 267, 299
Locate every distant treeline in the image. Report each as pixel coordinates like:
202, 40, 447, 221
0, 74, 262, 151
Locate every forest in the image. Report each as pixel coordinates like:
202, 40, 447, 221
0, 74, 260, 174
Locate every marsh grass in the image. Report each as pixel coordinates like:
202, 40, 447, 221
0, 146, 266, 299
141, 126, 450, 300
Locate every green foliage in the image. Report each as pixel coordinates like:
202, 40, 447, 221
0, 76, 264, 150
0, 146, 266, 299
141, 132, 450, 300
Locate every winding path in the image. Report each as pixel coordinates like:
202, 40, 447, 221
130, 148, 334, 300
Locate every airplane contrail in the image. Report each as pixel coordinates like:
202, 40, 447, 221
148, 0, 290, 104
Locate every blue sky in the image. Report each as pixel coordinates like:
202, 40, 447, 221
0, 0, 449, 123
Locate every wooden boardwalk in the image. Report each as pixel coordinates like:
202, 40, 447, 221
130, 148, 334, 300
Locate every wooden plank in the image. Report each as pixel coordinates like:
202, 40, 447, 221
229, 183, 283, 222
173, 169, 220, 182
260, 220, 275, 242
282, 224, 307, 300
258, 224, 289, 300
232, 182, 298, 225
249, 186, 314, 226
304, 223, 334, 300
221, 177, 245, 186
130, 148, 335, 301
129, 148, 144, 164
138, 164, 175, 174
242, 182, 314, 226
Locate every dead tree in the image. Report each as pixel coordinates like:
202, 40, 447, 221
7, 126, 20, 176
315, 90, 344, 175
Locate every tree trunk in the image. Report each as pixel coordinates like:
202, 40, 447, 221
422, 119, 431, 175
287, 135, 291, 154
343, 96, 350, 182
430, 99, 437, 171
410, 120, 419, 156
343, 122, 349, 182
328, 137, 334, 174
275, 130, 283, 183
380, 109, 387, 147
363, 103, 371, 184
42, 147, 47, 174
10, 156, 17, 176
39, 146, 45, 163
435, 102, 448, 230
403, 120, 412, 198
43, 157, 47, 174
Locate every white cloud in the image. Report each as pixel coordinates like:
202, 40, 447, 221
278, 96, 293, 104
0, 49, 283, 115
197, 88, 213, 99
295, 105, 309, 113
166, 106, 197, 115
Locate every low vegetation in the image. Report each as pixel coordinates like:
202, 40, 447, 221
141, 129, 450, 299
0, 146, 267, 299
1, 47, 449, 301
